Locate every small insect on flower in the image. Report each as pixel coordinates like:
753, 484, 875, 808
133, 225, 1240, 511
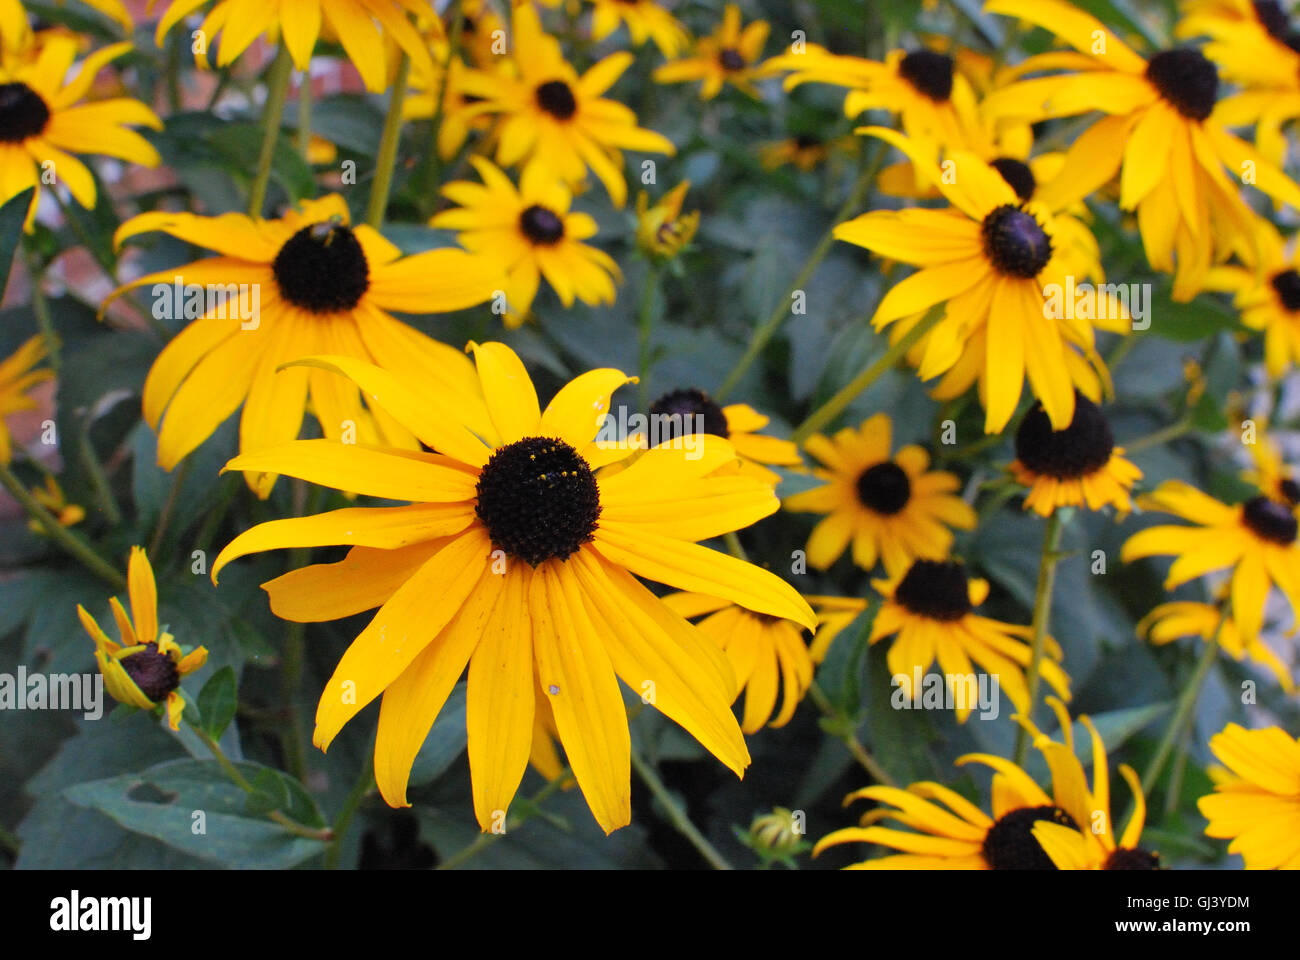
77, 547, 208, 730
210, 342, 815, 834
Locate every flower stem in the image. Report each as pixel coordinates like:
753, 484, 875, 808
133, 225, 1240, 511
792, 303, 946, 445
1123, 417, 1193, 454
248, 45, 293, 218
324, 731, 375, 869
715, 149, 882, 402
190, 724, 333, 842
435, 772, 568, 870
1141, 610, 1226, 796
1013, 510, 1066, 765
366, 53, 411, 229
421, 2, 465, 207
637, 263, 660, 410
630, 746, 732, 869
25, 252, 60, 377
296, 70, 313, 162
148, 457, 190, 556
807, 680, 898, 787
0, 462, 125, 590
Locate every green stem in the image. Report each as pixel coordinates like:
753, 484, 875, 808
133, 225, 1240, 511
807, 681, 898, 787
435, 772, 568, 870
324, 733, 375, 869
248, 45, 294, 218
26, 253, 60, 377
148, 458, 191, 556
77, 419, 123, 528
191, 725, 332, 842
421, 2, 465, 207
0, 820, 19, 858
637, 263, 660, 411
792, 303, 946, 445
630, 747, 732, 869
1141, 611, 1226, 796
1013, 511, 1066, 765
1123, 417, 1193, 454
0, 462, 125, 590
715, 150, 882, 401
366, 54, 411, 229
296, 70, 313, 162
280, 479, 319, 783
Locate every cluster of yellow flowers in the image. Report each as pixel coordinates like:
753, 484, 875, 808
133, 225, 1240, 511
2, 0, 1300, 871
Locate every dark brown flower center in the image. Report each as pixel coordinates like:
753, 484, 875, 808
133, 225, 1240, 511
981, 205, 1053, 278
1271, 269, 1300, 311
271, 221, 370, 313
1242, 495, 1298, 545
1104, 847, 1162, 870
1015, 391, 1114, 480
1254, 1, 1300, 52
649, 388, 729, 438
1145, 49, 1218, 121
1281, 478, 1300, 506
535, 79, 577, 119
119, 644, 180, 703
894, 559, 972, 622
718, 48, 746, 71
990, 157, 1037, 202
519, 205, 565, 245
856, 461, 911, 515
983, 805, 1078, 870
475, 437, 600, 566
0, 82, 51, 143
898, 50, 954, 101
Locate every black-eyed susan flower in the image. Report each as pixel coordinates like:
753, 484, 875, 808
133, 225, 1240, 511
1198, 722, 1300, 868
635, 182, 699, 261
1244, 419, 1300, 509
78, 547, 208, 730
783, 413, 975, 574
758, 133, 858, 173
815, 740, 1088, 869
1023, 697, 1161, 870
762, 44, 989, 160
663, 592, 814, 733
982, 0, 1300, 302
644, 389, 800, 485
403, 52, 493, 160
210, 343, 816, 834
105, 194, 503, 495
806, 594, 868, 663
1122, 479, 1300, 641
867, 558, 1071, 723
431, 157, 620, 326
1139, 600, 1294, 692
653, 3, 768, 100
148, 0, 436, 93
835, 127, 1117, 434
1010, 391, 1142, 517
27, 474, 85, 531
588, 0, 690, 59
457, 3, 673, 207
0, 36, 161, 227
0, 334, 51, 464
1204, 219, 1300, 378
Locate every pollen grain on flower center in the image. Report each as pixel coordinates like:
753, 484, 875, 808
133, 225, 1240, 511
474, 437, 601, 566
982, 204, 1053, 278
0, 82, 52, 143
271, 221, 370, 314
894, 559, 973, 622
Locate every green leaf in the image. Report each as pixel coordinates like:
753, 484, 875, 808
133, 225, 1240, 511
65, 758, 328, 868
407, 682, 468, 787
197, 666, 237, 740
0, 187, 32, 303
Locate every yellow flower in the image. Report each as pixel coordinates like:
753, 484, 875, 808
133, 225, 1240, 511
1009, 392, 1142, 517
105, 195, 504, 495
1198, 722, 1300, 868
835, 127, 1119, 434
635, 181, 699, 261
805, 594, 868, 663
1122, 479, 1300, 641
982, 0, 1300, 302
758, 133, 859, 173
663, 592, 814, 733
783, 413, 975, 575
28, 474, 85, 531
1204, 218, 1300, 378
588, 0, 690, 58
0, 36, 161, 227
403, 52, 495, 160
867, 558, 1071, 723
1139, 600, 1294, 692
77, 547, 208, 730
458, 3, 674, 207
431, 157, 621, 326
653, 3, 768, 99
210, 342, 815, 834
1242, 417, 1300, 509
641, 390, 800, 485
0, 334, 52, 464
147, 0, 436, 93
